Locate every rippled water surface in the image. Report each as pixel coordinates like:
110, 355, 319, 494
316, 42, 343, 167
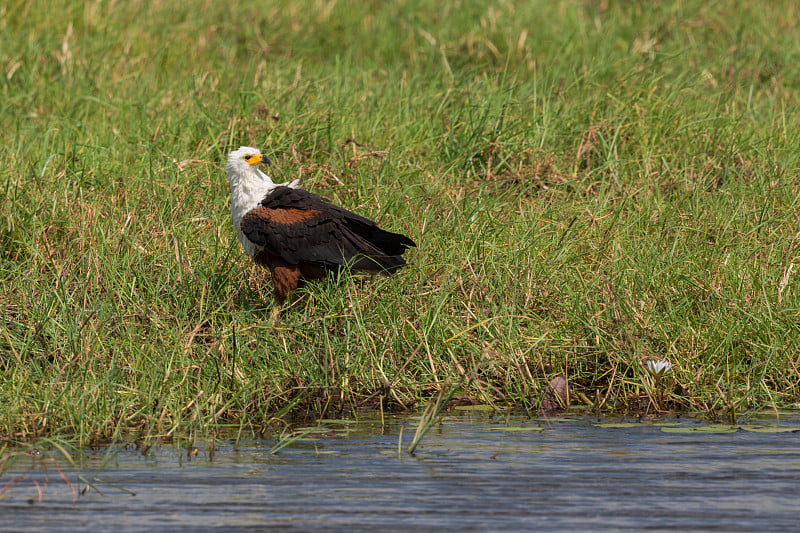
3, 412, 800, 532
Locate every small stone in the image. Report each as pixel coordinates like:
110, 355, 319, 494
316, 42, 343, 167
542, 375, 570, 411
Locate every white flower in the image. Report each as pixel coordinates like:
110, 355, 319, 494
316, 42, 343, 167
645, 359, 672, 379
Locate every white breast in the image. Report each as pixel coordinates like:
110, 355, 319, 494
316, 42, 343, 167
228, 166, 302, 257
229, 169, 272, 257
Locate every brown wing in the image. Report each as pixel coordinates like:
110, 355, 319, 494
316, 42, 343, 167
239, 186, 415, 271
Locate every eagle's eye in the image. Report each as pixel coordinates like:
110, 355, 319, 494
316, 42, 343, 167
244, 155, 252, 160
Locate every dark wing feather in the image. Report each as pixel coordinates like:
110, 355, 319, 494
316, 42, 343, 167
240, 186, 415, 271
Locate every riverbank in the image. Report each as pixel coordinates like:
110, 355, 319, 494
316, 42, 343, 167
2, 0, 800, 445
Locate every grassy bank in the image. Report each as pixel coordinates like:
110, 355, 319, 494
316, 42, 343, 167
2, 0, 800, 444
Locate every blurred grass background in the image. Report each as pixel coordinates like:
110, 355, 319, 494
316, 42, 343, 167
2, 0, 800, 443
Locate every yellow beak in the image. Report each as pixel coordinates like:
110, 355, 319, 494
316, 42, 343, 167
248, 153, 271, 166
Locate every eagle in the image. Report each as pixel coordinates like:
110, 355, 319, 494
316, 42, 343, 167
225, 146, 416, 310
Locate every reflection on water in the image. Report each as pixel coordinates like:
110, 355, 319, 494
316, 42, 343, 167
3, 412, 800, 532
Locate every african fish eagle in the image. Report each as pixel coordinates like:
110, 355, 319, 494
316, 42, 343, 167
226, 146, 416, 305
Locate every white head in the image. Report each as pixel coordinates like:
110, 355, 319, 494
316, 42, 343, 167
225, 146, 273, 189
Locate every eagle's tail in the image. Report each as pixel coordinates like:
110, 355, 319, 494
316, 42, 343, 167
342, 222, 416, 272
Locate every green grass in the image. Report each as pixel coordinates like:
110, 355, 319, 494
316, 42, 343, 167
2, 0, 800, 444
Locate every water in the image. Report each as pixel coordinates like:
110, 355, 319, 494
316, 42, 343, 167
2, 412, 800, 532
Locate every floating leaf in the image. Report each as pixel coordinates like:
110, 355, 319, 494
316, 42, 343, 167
294, 426, 330, 433
595, 422, 682, 428
452, 404, 497, 412
487, 426, 545, 432
740, 426, 800, 433
661, 425, 738, 434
